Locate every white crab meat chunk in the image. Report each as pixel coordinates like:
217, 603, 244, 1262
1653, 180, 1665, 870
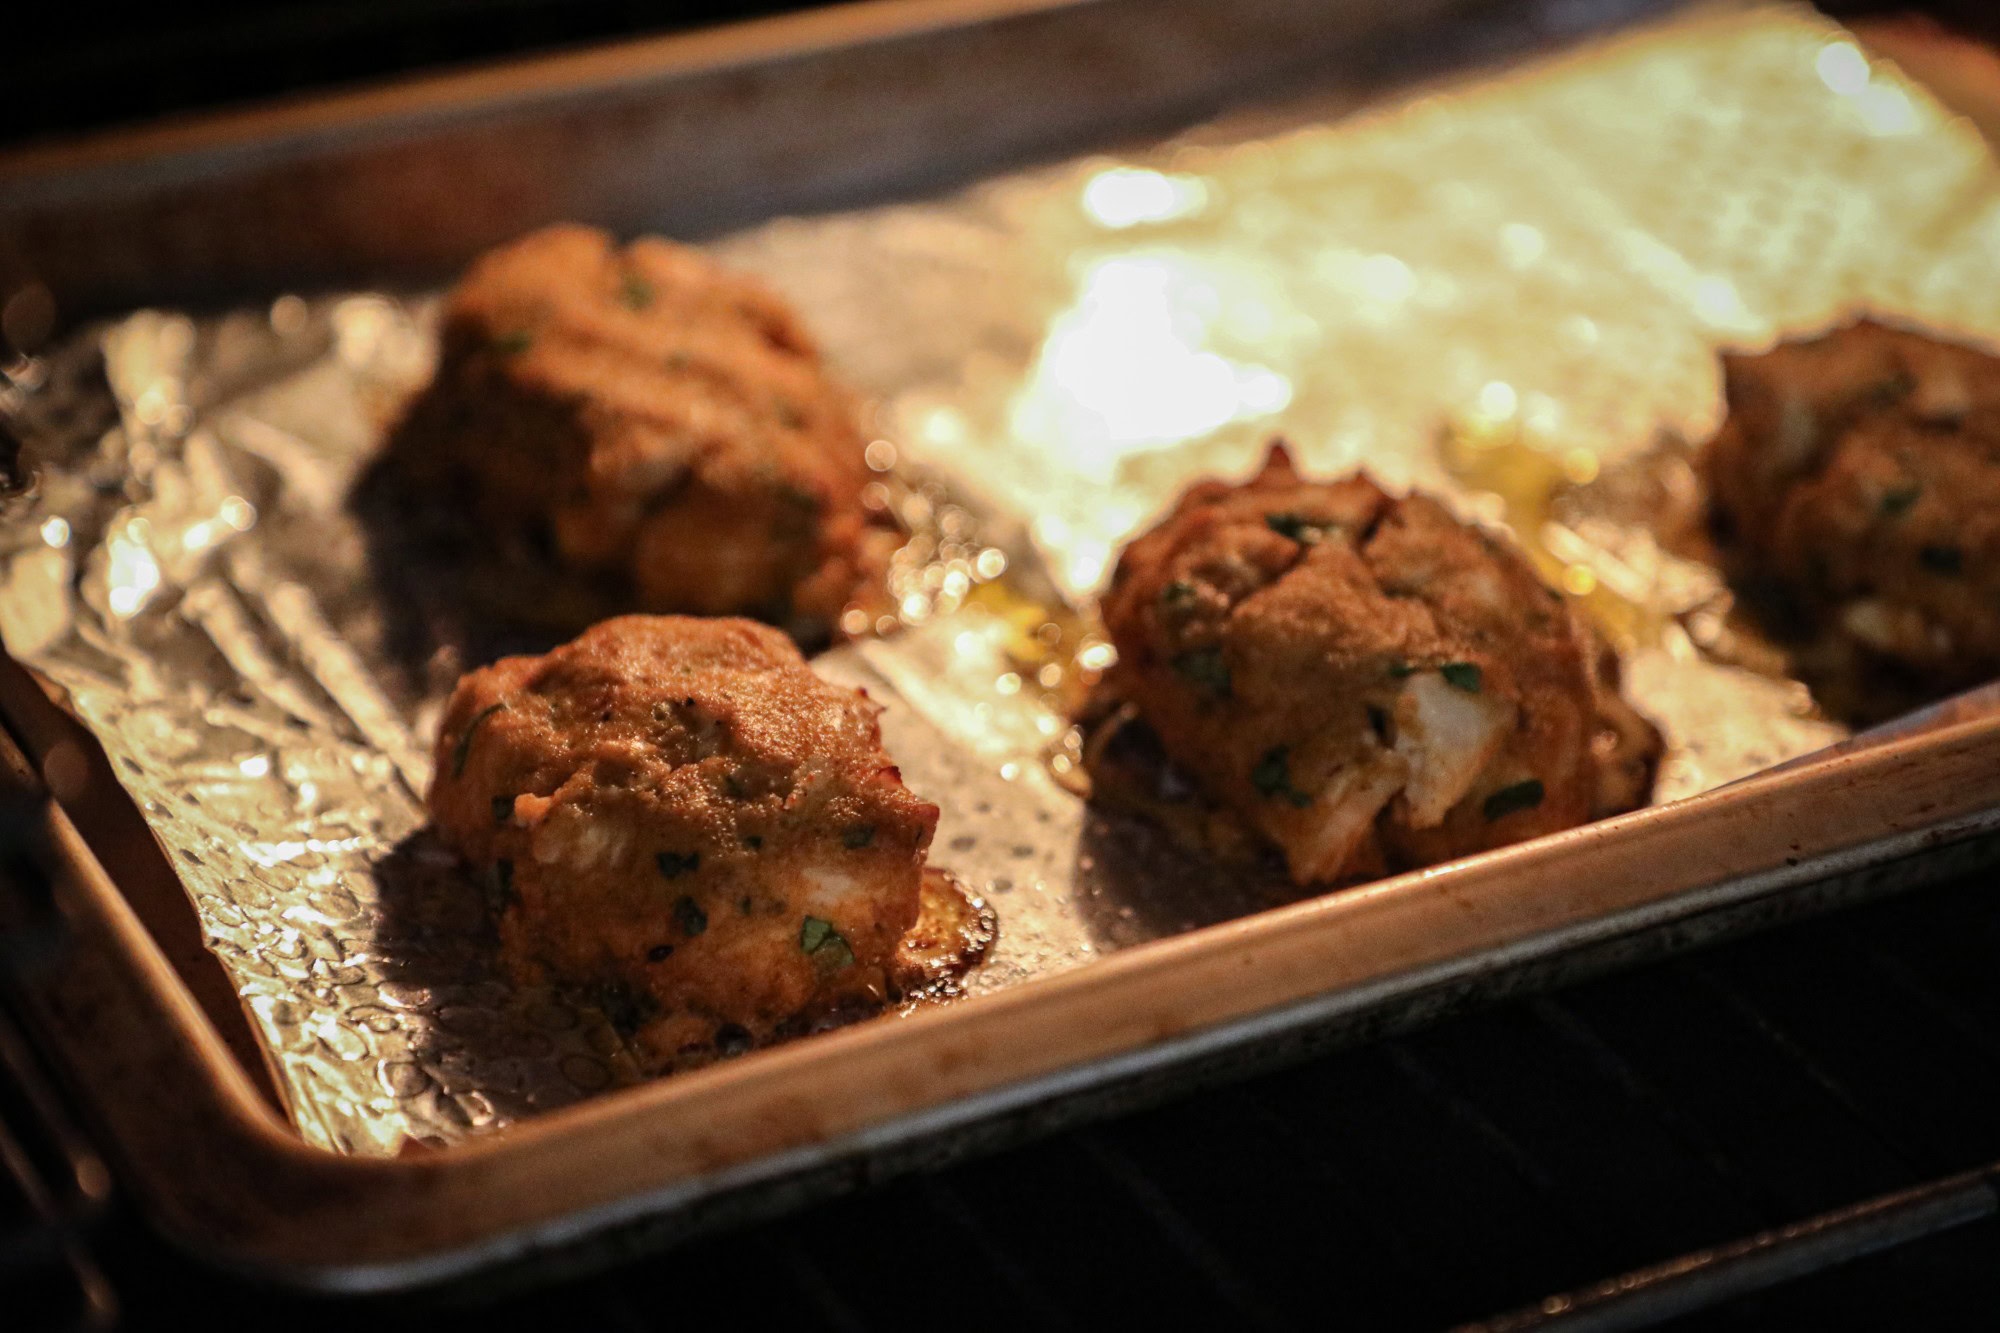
1392, 671, 1515, 828
1271, 755, 1410, 884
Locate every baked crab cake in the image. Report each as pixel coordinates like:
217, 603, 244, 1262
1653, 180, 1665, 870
391, 224, 889, 640
1093, 443, 1661, 885
1704, 318, 2000, 719
427, 615, 943, 1070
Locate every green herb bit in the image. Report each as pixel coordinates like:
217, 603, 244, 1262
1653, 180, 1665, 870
1919, 545, 1963, 576
1866, 371, 1915, 406
590, 978, 655, 1036
1160, 580, 1198, 608
657, 850, 702, 879
800, 916, 837, 954
842, 824, 876, 850
493, 329, 534, 356
490, 858, 515, 910
491, 795, 515, 825
1172, 646, 1232, 698
1440, 662, 1483, 694
1265, 512, 1327, 544
742, 834, 763, 851
451, 701, 507, 777
799, 915, 856, 969
1879, 483, 1921, 518
773, 483, 821, 538
1251, 746, 1314, 808
1482, 778, 1545, 821
1387, 661, 1417, 679
673, 895, 708, 937
619, 274, 653, 310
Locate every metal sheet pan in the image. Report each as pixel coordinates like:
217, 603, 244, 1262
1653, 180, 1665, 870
3, 0, 2000, 1291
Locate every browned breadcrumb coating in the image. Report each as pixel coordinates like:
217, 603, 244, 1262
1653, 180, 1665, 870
1099, 443, 1660, 885
397, 224, 886, 637
1705, 319, 2000, 716
427, 615, 937, 1069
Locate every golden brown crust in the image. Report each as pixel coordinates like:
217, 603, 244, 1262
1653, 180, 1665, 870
392, 225, 886, 639
426, 615, 937, 1069
1704, 318, 2000, 718
1098, 443, 1660, 884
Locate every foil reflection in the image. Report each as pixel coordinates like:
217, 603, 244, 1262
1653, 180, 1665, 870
1080, 166, 1210, 229
1009, 252, 1294, 467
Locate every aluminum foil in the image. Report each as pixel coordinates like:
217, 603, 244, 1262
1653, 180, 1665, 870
5, 3, 1999, 1154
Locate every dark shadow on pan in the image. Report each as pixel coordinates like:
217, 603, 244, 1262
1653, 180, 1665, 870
366, 828, 640, 1145
1064, 709, 1300, 951
1069, 806, 1300, 951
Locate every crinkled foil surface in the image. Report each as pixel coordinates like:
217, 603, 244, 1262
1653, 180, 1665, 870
5, 3, 1998, 1154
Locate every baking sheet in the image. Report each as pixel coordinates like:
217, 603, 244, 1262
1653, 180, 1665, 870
4, 2, 1998, 1155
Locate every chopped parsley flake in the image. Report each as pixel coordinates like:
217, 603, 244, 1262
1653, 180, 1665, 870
591, 979, 654, 1036
1440, 662, 1483, 694
620, 274, 653, 310
1251, 746, 1314, 808
1879, 484, 1921, 518
493, 329, 534, 356
1172, 646, 1232, 697
773, 484, 820, 538
1387, 661, 1417, 679
843, 824, 876, 850
451, 702, 506, 777
657, 850, 702, 879
800, 915, 855, 970
1265, 512, 1327, 544
1161, 580, 1198, 607
1867, 372, 1915, 406
490, 859, 515, 910
673, 895, 708, 937
1920, 545, 1963, 576
491, 795, 515, 825
1482, 778, 1545, 821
